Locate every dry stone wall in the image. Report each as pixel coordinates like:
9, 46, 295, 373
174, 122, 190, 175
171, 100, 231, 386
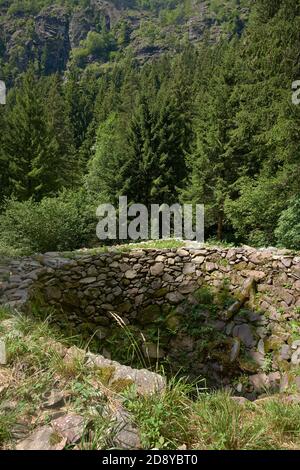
1, 246, 300, 397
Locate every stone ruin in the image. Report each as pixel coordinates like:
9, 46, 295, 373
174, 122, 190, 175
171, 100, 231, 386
1, 246, 300, 398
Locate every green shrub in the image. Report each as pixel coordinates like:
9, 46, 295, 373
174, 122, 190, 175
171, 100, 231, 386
275, 196, 300, 250
0, 190, 97, 254
225, 176, 287, 247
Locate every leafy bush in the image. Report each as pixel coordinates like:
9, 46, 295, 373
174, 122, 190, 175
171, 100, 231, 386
225, 176, 287, 247
275, 196, 300, 250
72, 31, 117, 67
0, 190, 97, 254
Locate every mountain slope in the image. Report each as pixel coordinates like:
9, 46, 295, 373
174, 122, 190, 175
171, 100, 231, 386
0, 0, 250, 81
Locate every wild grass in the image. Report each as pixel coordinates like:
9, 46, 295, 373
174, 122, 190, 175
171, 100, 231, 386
108, 311, 150, 369
2, 308, 300, 450
63, 239, 185, 258
123, 377, 200, 449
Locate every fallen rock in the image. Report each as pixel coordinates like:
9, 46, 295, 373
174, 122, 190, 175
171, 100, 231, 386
108, 405, 141, 450
291, 347, 300, 366
250, 372, 281, 392
42, 390, 65, 410
86, 353, 166, 396
51, 414, 85, 444
16, 425, 67, 451
0, 340, 7, 365
63, 346, 85, 366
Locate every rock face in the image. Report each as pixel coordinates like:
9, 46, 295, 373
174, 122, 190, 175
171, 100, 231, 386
1, 246, 300, 394
35, 6, 71, 74
0, 1, 249, 78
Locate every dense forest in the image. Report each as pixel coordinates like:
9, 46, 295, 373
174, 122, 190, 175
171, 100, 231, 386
0, 0, 300, 254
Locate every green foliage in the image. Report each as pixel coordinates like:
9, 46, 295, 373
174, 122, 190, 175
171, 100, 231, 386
275, 196, 300, 250
1, 69, 77, 202
72, 31, 117, 67
193, 391, 273, 450
0, 190, 96, 254
86, 113, 127, 202
225, 176, 288, 246
1, 0, 300, 251
123, 377, 195, 449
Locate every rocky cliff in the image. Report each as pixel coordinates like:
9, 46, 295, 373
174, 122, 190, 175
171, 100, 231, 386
0, 0, 250, 80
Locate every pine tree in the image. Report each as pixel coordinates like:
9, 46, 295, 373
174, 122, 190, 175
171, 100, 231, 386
223, 0, 300, 244
2, 67, 48, 200
0, 104, 10, 206
86, 113, 127, 203
121, 94, 156, 206
34, 74, 77, 198
182, 43, 241, 240
64, 66, 97, 151
152, 59, 194, 204
2, 68, 78, 201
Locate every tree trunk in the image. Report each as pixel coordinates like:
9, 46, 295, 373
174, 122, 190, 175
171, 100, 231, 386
217, 212, 223, 241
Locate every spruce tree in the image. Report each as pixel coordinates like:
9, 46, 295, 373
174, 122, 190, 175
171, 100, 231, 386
35, 74, 77, 197
182, 43, 241, 240
2, 68, 78, 201
86, 113, 127, 203
2, 67, 48, 200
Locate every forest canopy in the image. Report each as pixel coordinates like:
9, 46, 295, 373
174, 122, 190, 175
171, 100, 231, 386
0, 0, 300, 254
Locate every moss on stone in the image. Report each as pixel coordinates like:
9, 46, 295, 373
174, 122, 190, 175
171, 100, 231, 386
96, 366, 116, 386
153, 287, 169, 299
117, 301, 132, 313
238, 356, 260, 373
110, 377, 135, 393
193, 287, 214, 305
139, 304, 161, 325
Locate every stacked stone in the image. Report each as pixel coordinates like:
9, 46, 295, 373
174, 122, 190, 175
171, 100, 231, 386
1, 246, 300, 396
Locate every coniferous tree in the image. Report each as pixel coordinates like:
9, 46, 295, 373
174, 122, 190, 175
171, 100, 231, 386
2, 67, 48, 200
152, 62, 194, 204
2, 68, 78, 201
182, 43, 241, 240
224, 0, 300, 244
86, 113, 127, 203
121, 94, 156, 206
0, 104, 10, 205
35, 74, 77, 197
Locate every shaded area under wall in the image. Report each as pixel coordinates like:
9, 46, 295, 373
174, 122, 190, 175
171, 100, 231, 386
2, 247, 300, 399
29, 279, 285, 399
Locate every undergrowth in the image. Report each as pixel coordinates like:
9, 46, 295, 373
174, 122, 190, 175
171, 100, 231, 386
1, 308, 300, 450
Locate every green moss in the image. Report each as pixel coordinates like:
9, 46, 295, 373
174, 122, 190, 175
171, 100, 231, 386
96, 366, 116, 386
218, 258, 229, 267
153, 287, 169, 298
238, 355, 260, 373
193, 287, 214, 305
111, 377, 135, 393
139, 304, 161, 325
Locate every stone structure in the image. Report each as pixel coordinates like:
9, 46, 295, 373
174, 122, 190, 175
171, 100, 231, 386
1, 246, 300, 397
